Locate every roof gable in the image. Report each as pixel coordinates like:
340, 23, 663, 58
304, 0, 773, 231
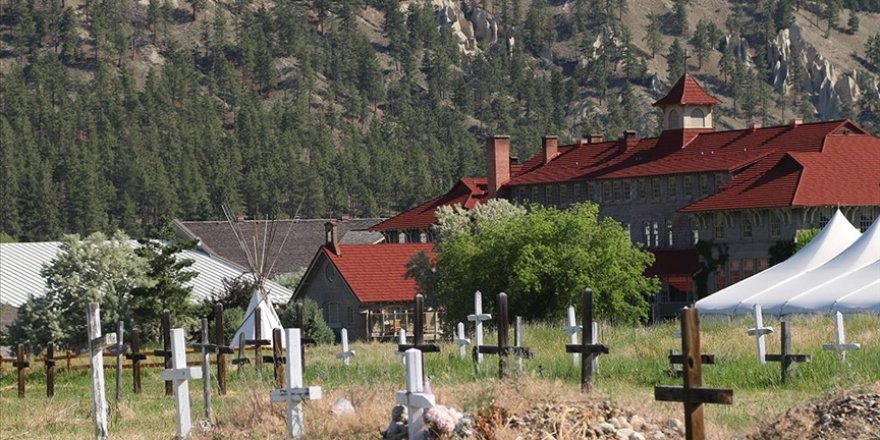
319, 243, 434, 303
653, 73, 722, 107
370, 178, 488, 232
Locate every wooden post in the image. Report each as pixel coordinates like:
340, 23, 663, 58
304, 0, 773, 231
114, 321, 124, 403
466, 291, 491, 364
253, 307, 263, 373
126, 331, 146, 394
765, 321, 811, 383
66, 350, 72, 371
272, 328, 285, 388
654, 308, 733, 440
269, 329, 323, 438
15, 344, 28, 398
154, 309, 173, 396
201, 318, 212, 420
473, 292, 532, 379
45, 342, 56, 398
397, 295, 441, 371
87, 303, 117, 440
565, 289, 609, 392
234, 333, 249, 373
214, 304, 229, 396
160, 328, 202, 439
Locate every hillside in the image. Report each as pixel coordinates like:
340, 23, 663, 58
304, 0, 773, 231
1, 0, 879, 241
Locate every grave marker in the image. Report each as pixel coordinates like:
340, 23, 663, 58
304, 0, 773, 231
114, 321, 124, 402
394, 329, 407, 364
822, 312, 861, 361
87, 303, 117, 440
473, 292, 532, 379
246, 307, 273, 373
233, 333, 250, 372
336, 328, 356, 366
125, 330, 147, 393
45, 342, 56, 397
161, 328, 203, 439
395, 349, 435, 440
514, 316, 525, 373
746, 304, 774, 364
654, 307, 732, 440
565, 289, 609, 392
200, 318, 213, 420
270, 329, 322, 438
765, 321, 810, 383
215, 304, 231, 395
561, 305, 580, 367
397, 295, 440, 369
454, 322, 470, 360
14, 344, 28, 398
152, 309, 173, 396
466, 291, 491, 363
267, 328, 286, 388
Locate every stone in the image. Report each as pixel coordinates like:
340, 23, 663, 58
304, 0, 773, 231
616, 428, 634, 439
651, 432, 666, 440
629, 433, 646, 440
666, 418, 684, 433
609, 417, 622, 429
599, 422, 616, 434
330, 398, 355, 417
629, 414, 645, 430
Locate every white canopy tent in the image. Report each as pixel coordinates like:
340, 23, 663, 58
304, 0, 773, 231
231, 289, 285, 348
777, 260, 880, 315
696, 209, 862, 315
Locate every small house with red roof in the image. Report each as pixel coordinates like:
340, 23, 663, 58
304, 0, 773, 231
370, 74, 880, 315
293, 222, 437, 340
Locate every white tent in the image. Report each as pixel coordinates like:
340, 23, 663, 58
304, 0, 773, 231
696, 209, 861, 315
231, 289, 285, 348
778, 260, 880, 315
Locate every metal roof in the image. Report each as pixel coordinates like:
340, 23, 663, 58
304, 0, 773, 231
0, 241, 293, 309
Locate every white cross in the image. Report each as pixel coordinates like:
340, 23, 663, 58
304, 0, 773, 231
161, 328, 203, 439
270, 328, 322, 438
514, 316, 524, 372
590, 321, 600, 373
87, 303, 117, 440
561, 305, 581, 367
454, 322, 470, 360
823, 312, 861, 361
746, 304, 774, 364
466, 291, 492, 363
336, 328, 356, 366
394, 329, 407, 365
395, 349, 435, 440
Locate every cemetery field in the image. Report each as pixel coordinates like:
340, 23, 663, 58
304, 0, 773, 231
1, 314, 878, 439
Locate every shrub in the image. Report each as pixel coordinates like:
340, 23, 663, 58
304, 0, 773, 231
278, 298, 335, 344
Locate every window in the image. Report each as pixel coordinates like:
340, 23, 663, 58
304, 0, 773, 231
699, 175, 709, 194
531, 186, 540, 203
653, 221, 660, 247
770, 214, 782, 237
668, 109, 680, 129
684, 176, 693, 197
419, 231, 428, 243
743, 259, 755, 278
573, 183, 583, 202
397, 231, 406, 243
729, 260, 742, 284
587, 182, 596, 201
652, 178, 662, 201
690, 108, 705, 128
742, 217, 753, 238
643, 221, 651, 245
714, 174, 723, 191
714, 215, 725, 239
517, 187, 527, 202
758, 258, 770, 272
347, 307, 354, 325
323, 302, 340, 326
325, 263, 337, 283
819, 214, 830, 228
691, 217, 700, 244
560, 184, 569, 208
602, 181, 612, 203
668, 177, 677, 200
622, 181, 632, 201
624, 223, 631, 242
860, 213, 873, 232
612, 181, 621, 202
638, 179, 647, 200
667, 220, 674, 247
545, 185, 554, 205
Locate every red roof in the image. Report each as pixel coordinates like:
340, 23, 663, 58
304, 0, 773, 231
370, 178, 488, 232
322, 243, 434, 303
653, 73, 722, 107
681, 134, 880, 212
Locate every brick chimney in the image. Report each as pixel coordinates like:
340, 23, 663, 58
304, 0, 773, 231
542, 135, 558, 164
487, 135, 510, 199
588, 134, 604, 144
748, 121, 762, 132
325, 221, 340, 255
620, 130, 638, 149
790, 118, 803, 128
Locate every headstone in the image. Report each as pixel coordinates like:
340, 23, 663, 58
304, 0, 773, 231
454, 322, 470, 360
473, 292, 532, 379
87, 303, 117, 440
336, 328, 356, 366
395, 349, 435, 440
466, 291, 491, 363
565, 289, 609, 392
654, 307, 733, 440
765, 321, 811, 383
114, 321, 124, 402
125, 330, 146, 393
822, 311, 861, 361
14, 344, 28, 398
45, 342, 56, 397
270, 329, 323, 438
160, 328, 203, 439
561, 305, 580, 367
746, 304, 774, 364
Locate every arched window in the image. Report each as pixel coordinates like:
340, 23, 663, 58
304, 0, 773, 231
690, 108, 705, 128
667, 109, 681, 129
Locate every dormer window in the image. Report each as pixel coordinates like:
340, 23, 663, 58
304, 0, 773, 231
690, 108, 705, 128
668, 109, 681, 129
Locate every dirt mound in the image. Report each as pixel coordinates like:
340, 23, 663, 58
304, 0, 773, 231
751, 392, 880, 440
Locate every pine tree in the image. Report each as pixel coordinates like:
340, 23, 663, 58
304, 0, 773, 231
187, 0, 206, 21
692, 19, 711, 70
823, 0, 841, 37
848, 9, 859, 34
867, 34, 880, 70
719, 46, 734, 84
665, 39, 687, 82
643, 13, 663, 59
673, 0, 689, 36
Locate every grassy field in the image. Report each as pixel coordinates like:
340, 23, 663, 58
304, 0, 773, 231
1, 313, 878, 439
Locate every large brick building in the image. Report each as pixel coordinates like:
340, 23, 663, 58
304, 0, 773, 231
371, 74, 880, 311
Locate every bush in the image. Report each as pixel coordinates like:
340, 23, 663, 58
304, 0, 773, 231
278, 298, 334, 344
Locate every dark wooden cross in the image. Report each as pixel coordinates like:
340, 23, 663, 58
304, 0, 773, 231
246, 307, 272, 373
214, 304, 232, 395
152, 309, 173, 396
565, 289, 609, 392
14, 344, 29, 398
473, 292, 532, 379
45, 342, 56, 398
669, 351, 715, 378
294, 301, 316, 369
270, 328, 286, 388
125, 330, 147, 393
397, 294, 441, 370
655, 307, 733, 440
765, 321, 811, 384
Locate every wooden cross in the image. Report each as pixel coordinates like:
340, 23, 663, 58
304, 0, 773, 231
113, 321, 125, 402
454, 322, 470, 360
669, 322, 715, 378
161, 328, 203, 439
473, 292, 532, 379
269, 328, 286, 388
765, 320, 810, 383
270, 328, 323, 438
87, 303, 117, 440
466, 291, 491, 363
397, 295, 441, 368
294, 301, 317, 369
823, 311, 861, 361
336, 328, 356, 366
565, 289, 609, 392
200, 318, 213, 420
747, 304, 774, 364
395, 349, 436, 440
45, 342, 56, 398
655, 307, 733, 440
14, 344, 29, 398
125, 330, 147, 393
233, 333, 250, 372
152, 309, 173, 396
215, 304, 231, 395
562, 305, 580, 367
246, 307, 272, 373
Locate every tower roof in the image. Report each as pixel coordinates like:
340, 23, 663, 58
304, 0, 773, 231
653, 73, 722, 107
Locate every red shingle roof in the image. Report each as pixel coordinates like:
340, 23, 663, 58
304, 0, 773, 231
645, 249, 701, 292
653, 73, 722, 107
370, 178, 488, 232
323, 243, 434, 303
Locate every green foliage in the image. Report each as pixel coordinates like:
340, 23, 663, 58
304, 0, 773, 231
278, 299, 335, 344
413, 202, 660, 325
693, 239, 729, 298
0, 232, 15, 243
222, 306, 245, 343
823, 0, 842, 37
214, 275, 258, 312
847, 9, 859, 33
643, 14, 663, 59
666, 39, 686, 82
673, 0, 689, 36
7, 295, 65, 354
272, 268, 307, 291
795, 228, 821, 251
866, 34, 880, 70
